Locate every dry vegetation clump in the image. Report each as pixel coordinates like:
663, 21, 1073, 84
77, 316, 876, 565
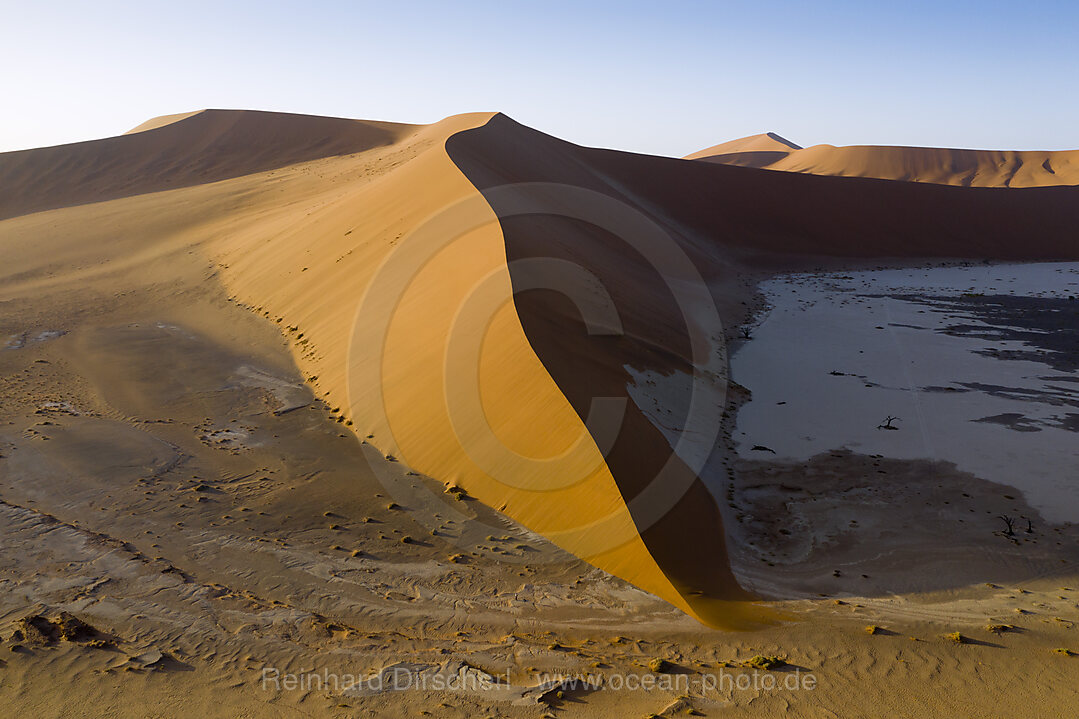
647, 657, 673, 673
743, 655, 786, 670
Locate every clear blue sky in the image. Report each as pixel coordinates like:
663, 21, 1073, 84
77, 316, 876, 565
2, 1, 1076, 155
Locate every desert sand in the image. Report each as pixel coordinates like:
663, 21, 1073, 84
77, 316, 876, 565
2, 110, 1078, 716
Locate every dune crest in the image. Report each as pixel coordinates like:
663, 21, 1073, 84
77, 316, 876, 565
124, 110, 205, 134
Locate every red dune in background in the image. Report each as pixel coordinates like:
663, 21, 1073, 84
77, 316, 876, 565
688, 133, 1079, 187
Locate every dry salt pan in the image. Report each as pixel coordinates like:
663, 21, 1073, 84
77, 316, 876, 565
730, 262, 1079, 523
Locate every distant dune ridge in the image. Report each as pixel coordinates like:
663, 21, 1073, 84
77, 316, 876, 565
683, 132, 803, 169
2, 109, 1078, 627
0, 109, 413, 220
687, 133, 1079, 187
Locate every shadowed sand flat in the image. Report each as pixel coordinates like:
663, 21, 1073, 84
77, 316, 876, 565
689, 134, 1079, 187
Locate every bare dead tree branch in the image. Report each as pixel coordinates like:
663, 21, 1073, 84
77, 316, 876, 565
998, 514, 1016, 536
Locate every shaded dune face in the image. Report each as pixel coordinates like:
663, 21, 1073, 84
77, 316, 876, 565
445, 117, 759, 624
692, 150, 792, 169
0, 109, 414, 220
485, 216, 757, 618
445, 114, 1079, 623
588, 147, 1079, 262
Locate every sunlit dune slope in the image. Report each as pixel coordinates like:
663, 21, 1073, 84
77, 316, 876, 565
124, 110, 204, 134
688, 134, 1079, 187
0, 110, 719, 625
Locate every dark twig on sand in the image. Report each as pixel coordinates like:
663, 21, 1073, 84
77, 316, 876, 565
877, 416, 900, 430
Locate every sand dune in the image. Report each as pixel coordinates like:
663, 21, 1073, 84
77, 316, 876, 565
0, 109, 718, 625
689, 135, 1079, 187
687, 132, 802, 157
123, 110, 204, 135
473, 116, 1078, 268
4, 109, 1078, 628
446, 114, 1079, 618
684, 132, 801, 169
5, 108, 1079, 716
0, 109, 414, 220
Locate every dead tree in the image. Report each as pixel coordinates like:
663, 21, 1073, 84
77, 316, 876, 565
1025, 518, 1034, 534
740, 326, 752, 339
998, 515, 1016, 537
877, 416, 900, 430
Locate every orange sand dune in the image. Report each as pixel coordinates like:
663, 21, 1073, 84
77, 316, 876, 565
689, 135, 1079, 187
446, 115, 1079, 621
0, 109, 725, 625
